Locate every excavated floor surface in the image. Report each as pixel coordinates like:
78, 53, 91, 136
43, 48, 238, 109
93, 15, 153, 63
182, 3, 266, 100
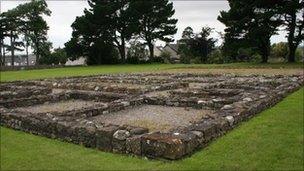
91, 105, 213, 131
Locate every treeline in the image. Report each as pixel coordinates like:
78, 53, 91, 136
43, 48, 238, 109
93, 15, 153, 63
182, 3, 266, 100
66, 0, 303, 64
176, 0, 303, 64
218, 0, 303, 63
1, 0, 302, 66
65, 0, 177, 65
0, 0, 61, 66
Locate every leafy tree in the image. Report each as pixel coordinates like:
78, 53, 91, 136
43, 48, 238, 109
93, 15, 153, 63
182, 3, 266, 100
0, 15, 8, 65
277, 0, 304, 62
65, 10, 119, 65
1, 0, 51, 66
178, 27, 195, 63
37, 41, 52, 64
51, 47, 68, 65
178, 26, 216, 63
86, 0, 138, 62
193, 27, 217, 63
126, 38, 148, 64
218, 0, 281, 63
130, 0, 178, 59
25, 0, 51, 65
65, 0, 136, 64
207, 48, 224, 64
65, 37, 84, 61
271, 42, 289, 59
1, 9, 24, 66
86, 41, 119, 65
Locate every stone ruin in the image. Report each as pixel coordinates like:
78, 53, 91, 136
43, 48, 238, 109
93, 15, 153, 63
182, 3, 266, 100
1, 73, 303, 160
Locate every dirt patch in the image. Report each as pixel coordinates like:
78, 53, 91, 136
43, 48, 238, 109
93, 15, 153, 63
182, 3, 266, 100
16, 100, 102, 113
91, 105, 213, 132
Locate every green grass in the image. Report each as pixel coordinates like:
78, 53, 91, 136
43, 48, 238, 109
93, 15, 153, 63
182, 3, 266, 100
1, 62, 303, 82
1, 63, 303, 170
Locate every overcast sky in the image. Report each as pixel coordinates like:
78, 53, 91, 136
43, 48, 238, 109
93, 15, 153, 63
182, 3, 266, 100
1, 0, 287, 50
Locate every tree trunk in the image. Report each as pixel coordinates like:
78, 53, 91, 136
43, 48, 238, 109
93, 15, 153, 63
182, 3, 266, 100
10, 33, 15, 66
259, 38, 270, 63
26, 42, 29, 66
3, 44, 5, 65
261, 53, 268, 63
120, 37, 126, 63
288, 45, 296, 62
148, 43, 154, 60
35, 40, 39, 65
287, 10, 296, 63
0, 39, 2, 66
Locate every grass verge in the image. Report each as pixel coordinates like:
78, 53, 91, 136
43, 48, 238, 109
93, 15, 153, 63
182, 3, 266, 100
1, 63, 303, 82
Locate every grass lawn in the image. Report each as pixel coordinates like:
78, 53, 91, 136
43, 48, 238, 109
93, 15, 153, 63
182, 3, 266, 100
1, 63, 303, 170
1, 62, 303, 82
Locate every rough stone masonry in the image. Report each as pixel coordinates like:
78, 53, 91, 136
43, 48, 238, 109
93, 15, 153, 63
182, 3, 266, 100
1, 73, 303, 160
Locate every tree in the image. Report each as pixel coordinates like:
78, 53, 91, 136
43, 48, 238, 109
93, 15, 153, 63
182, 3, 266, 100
130, 0, 178, 59
126, 37, 148, 64
87, 0, 138, 62
65, 0, 136, 64
27, 0, 51, 65
218, 0, 281, 63
65, 13, 120, 65
0, 15, 7, 65
192, 27, 217, 63
181, 27, 195, 40
178, 27, 195, 63
1, 9, 24, 66
278, 0, 304, 62
178, 26, 216, 63
271, 42, 289, 60
37, 41, 52, 64
39, 47, 68, 65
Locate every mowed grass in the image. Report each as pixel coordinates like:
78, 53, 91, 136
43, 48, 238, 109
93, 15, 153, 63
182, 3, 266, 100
1, 62, 303, 82
0, 63, 303, 170
1, 88, 303, 170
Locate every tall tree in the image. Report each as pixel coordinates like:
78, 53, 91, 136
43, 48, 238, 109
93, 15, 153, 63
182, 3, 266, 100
90, 0, 137, 62
0, 15, 7, 65
26, 0, 51, 65
178, 27, 195, 63
178, 26, 216, 63
218, 0, 281, 63
66, 0, 136, 63
278, 0, 304, 62
1, 9, 24, 66
15, 1, 33, 66
130, 0, 178, 59
65, 13, 120, 65
192, 27, 217, 63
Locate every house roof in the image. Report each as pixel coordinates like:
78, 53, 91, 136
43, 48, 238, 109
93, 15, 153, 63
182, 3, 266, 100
165, 44, 179, 53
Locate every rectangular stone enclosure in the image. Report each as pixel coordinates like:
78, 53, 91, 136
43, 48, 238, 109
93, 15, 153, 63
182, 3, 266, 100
1, 73, 303, 160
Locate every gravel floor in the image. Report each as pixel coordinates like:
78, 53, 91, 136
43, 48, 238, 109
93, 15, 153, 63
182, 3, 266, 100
16, 100, 103, 114
91, 105, 213, 132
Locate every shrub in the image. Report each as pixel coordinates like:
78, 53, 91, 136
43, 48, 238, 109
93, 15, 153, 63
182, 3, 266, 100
207, 49, 224, 64
160, 51, 171, 64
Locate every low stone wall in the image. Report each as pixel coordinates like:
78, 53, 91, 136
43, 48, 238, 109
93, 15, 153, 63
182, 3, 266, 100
0, 73, 303, 160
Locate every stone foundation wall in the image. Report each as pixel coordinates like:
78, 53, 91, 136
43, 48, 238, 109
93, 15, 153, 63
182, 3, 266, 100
1, 73, 303, 160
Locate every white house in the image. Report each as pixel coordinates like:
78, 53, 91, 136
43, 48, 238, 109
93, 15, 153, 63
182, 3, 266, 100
65, 57, 86, 66
162, 44, 180, 63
